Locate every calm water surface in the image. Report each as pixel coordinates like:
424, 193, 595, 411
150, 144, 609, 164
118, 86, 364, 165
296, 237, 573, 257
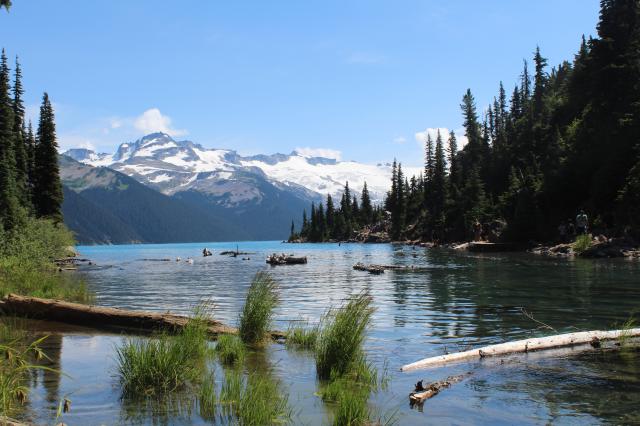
16, 242, 640, 425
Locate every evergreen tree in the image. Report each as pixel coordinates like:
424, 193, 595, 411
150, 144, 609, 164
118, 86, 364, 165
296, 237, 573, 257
33, 93, 64, 222
12, 56, 29, 208
431, 130, 447, 230
325, 194, 335, 233
360, 181, 373, 225
0, 49, 21, 231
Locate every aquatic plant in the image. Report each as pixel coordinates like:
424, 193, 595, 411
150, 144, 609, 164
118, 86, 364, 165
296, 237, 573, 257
219, 368, 292, 425
115, 307, 211, 397
238, 272, 279, 345
285, 321, 319, 349
197, 372, 216, 421
238, 372, 292, 425
315, 291, 375, 380
573, 234, 592, 253
215, 334, 246, 366
0, 334, 50, 417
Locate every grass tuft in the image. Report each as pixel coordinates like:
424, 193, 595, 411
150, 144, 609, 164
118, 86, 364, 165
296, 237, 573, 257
315, 291, 375, 381
215, 334, 246, 366
573, 234, 592, 253
238, 272, 279, 346
115, 306, 211, 397
198, 372, 216, 421
285, 322, 319, 350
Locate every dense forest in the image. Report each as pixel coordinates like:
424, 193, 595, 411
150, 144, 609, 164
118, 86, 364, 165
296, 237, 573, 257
295, 0, 640, 244
0, 47, 64, 235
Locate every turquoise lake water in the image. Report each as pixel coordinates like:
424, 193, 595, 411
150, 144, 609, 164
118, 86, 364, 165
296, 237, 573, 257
15, 241, 640, 425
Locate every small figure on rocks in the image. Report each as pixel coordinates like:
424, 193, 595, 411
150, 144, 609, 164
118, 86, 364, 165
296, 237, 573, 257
473, 220, 482, 242
576, 210, 589, 235
558, 221, 568, 243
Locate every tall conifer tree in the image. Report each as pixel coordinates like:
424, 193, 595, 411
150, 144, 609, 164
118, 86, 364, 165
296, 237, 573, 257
0, 49, 21, 231
33, 92, 64, 222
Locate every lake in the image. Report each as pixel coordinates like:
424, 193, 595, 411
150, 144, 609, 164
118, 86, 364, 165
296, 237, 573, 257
15, 241, 640, 425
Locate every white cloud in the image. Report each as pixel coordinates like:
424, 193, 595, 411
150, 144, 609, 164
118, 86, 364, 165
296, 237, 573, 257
294, 147, 342, 160
133, 108, 187, 137
57, 134, 97, 152
393, 136, 406, 144
414, 127, 468, 151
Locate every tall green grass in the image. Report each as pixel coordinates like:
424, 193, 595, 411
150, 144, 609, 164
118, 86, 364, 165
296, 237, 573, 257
219, 369, 292, 425
315, 292, 375, 380
238, 272, 279, 346
115, 307, 211, 397
215, 334, 246, 366
0, 331, 50, 417
285, 321, 319, 350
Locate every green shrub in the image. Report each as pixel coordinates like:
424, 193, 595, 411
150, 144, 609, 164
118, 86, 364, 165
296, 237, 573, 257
315, 292, 375, 380
0, 218, 91, 302
573, 234, 592, 253
215, 334, 246, 366
238, 272, 279, 345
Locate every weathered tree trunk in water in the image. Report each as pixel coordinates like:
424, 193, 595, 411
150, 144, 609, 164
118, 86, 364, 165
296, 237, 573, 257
401, 328, 640, 371
0, 294, 284, 340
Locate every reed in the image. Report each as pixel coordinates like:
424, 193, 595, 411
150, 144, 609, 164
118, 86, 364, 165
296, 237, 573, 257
0, 335, 50, 417
115, 306, 211, 397
215, 334, 246, 366
197, 372, 216, 420
315, 292, 375, 380
285, 321, 319, 349
238, 272, 279, 345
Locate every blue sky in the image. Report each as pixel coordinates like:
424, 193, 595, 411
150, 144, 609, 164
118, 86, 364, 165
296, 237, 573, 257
1, 0, 600, 165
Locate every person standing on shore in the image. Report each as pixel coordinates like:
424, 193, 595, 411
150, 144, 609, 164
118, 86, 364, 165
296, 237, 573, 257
576, 210, 589, 235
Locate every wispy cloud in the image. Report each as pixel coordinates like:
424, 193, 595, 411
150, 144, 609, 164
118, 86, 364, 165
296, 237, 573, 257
294, 147, 342, 160
393, 136, 406, 144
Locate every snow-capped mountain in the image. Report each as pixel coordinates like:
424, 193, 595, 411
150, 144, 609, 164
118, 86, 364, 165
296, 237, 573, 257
65, 132, 414, 205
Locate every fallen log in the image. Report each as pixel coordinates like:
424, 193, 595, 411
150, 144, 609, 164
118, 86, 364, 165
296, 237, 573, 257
409, 373, 471, 405
352, 263, 430, 274
353, 263, 384, 274
266, 253, 307, 265
0, 294, 285, 340
401, 328, 640, 371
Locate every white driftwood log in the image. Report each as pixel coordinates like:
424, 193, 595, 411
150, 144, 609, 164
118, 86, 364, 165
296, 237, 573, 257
401, 328, 640, 372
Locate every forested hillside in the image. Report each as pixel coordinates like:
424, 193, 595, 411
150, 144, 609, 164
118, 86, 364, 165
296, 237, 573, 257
296, 0, 640, 243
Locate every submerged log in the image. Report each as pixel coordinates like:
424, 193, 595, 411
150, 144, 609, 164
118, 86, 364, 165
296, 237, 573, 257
353, 263, 385, 274
266, 253, 308, 265
401, 328, 640, 371
409, 373, 471, 405
0, 294, 285, 340
352, 263, 430, 274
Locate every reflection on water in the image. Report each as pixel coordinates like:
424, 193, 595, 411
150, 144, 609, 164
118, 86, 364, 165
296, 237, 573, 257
13, 242, 640, 424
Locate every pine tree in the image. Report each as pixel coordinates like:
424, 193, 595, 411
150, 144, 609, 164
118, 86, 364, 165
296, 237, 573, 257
33, 92, 64, 222
431, 130, 447, 231
0, 48, 21, 231
325, 194, 335, 235
12, 56, 29, 208
360, 181, 373, 225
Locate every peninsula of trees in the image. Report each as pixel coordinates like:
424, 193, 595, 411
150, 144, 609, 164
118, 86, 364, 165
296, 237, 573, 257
294, 0, 640, 244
